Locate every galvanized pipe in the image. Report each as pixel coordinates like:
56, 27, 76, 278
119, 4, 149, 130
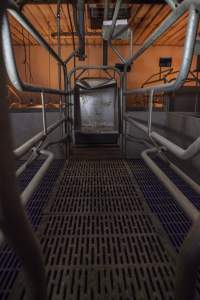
126, 116, 200, 160
41, 92, 47, 135
21, 150, 54, 205
125, 5, 200, 95
14, 118, 65, 159
142, 148, 199, 222
2, 13, 68, 95
0, 1, 47, 298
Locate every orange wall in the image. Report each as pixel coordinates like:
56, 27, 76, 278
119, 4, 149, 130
13, 43, 197, 103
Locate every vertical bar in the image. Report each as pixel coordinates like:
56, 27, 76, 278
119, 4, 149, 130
41, 92, 47, 135
103, 40, 108, 66
148, 89, 154, 136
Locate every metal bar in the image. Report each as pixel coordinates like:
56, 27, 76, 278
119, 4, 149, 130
8, 0, 64, 66
125, 0, 200, 68
68, 65, 122, 82
148, 90, 154, 136
161, 156, 200, 195
103, 40, 108, 66
165, 0, 179, 10
14, 118, 65, 158
16, 151, 38, 177
142, 148, 199, 222
126, 116, 200, 160
125, 5, 200, 95
21, 150, 54, 205
142, 68, 173, 87
2, 14, 69, 95
110, 43, 126, 63
107, 0, 122, 42
76, 0, 85, 60
0, 2, 47, 298
64, 49, 79, 65
41, 92, 47, 135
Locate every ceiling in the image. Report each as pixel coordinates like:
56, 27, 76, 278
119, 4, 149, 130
8, 3, 199, 47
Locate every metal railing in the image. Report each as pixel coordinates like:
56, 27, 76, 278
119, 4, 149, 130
67, 65, 124, 153
109, 1, 200, 299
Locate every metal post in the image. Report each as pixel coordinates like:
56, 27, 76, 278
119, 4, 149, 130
148, 89, 154, 136
41, 92, 47, 135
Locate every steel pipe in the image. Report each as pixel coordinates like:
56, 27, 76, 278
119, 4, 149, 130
14, 118, 65, 159
126, 116, 200, 160
125, 0, 200, 68
21, 150, 54, 205
125, 5, 200, 95
8, 0, 64, 66
141, 148, 199, 222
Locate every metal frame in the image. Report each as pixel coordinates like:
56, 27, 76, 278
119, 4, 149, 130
67, 65, 124, 152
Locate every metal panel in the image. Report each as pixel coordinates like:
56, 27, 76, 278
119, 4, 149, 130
75, 78, 118, 133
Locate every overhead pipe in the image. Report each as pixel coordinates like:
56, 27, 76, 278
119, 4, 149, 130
0, 1, 47, 299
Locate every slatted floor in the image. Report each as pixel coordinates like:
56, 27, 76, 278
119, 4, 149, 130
8, 160, 176, 300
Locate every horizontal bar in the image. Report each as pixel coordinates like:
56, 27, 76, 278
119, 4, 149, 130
126, 116, 200, 160
14, 118, 65, 158
67, 65, 123, 82
142, 147, 199, 222
125, 5, 199, 94
21, 150, 54, 205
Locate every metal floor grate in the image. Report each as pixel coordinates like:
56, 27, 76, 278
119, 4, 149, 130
128, 159, 193, 252
9, 160, 176, 300
0, 160, 63, 300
